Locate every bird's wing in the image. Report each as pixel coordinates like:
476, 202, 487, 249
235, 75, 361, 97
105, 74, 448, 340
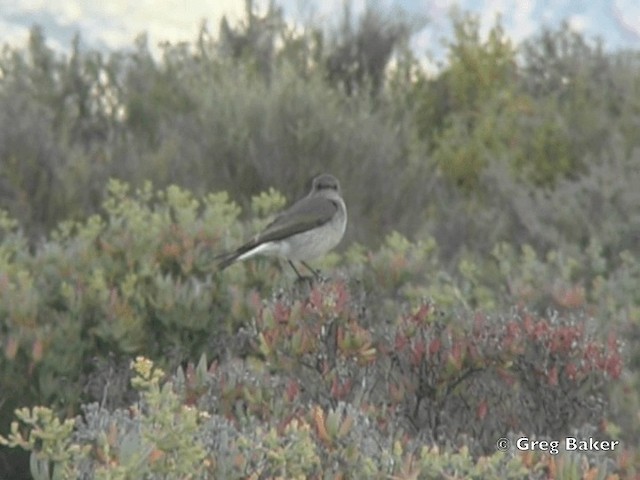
254, 195, 339, 244
215, 196, 338, 269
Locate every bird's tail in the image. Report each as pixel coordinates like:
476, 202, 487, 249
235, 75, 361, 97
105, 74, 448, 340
215, 241, 256, 270
215, 252, 239, 270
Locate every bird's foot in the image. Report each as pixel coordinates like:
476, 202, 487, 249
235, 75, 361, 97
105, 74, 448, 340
294, 274, 317, 286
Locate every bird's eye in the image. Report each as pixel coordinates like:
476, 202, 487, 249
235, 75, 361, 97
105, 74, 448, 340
314, 176, 339, 191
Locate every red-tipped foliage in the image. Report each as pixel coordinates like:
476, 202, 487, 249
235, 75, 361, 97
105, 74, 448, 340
243, 281, 622, 455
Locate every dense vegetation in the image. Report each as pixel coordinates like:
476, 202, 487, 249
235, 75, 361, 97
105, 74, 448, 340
0, 3, 638, 478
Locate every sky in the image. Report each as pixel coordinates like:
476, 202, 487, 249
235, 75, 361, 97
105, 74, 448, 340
1, 0, 639, 59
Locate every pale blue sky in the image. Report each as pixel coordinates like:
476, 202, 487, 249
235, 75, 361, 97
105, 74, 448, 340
1, 0, 639, 58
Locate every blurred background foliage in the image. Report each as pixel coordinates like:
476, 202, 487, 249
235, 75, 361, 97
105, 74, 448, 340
1, 1, 639, 478
1, 2, 637, 260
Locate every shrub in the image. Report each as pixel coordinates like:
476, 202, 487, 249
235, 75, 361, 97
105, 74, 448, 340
1, 179, 638, 477
0, 337, 626, 478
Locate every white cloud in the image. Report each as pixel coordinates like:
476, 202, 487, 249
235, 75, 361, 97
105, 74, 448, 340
84, 0, 249, 50
2, 0, 639, 56
612, 0, 640, 42
567, 14, 588, 33
2, 0, 46, 13
0, 0, 251, 52
56, 2, 83, 23
0, 18, 30, 47
510, 2, 536, 43
470, 1, 537, 44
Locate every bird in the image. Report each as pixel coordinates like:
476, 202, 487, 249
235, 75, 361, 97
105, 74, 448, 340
216, 173, 347, 279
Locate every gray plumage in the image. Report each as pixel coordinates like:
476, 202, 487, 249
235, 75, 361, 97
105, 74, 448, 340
217, 174, 347, 276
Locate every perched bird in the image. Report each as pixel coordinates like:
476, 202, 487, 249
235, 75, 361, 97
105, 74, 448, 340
217, 173, 347, 279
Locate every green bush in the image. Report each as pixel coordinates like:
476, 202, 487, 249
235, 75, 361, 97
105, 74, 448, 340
3, 9, 639, 264
2, 3, 640, 477
1, 175, 638, 477
0, 340, 627, 478
0, 181, 240, 429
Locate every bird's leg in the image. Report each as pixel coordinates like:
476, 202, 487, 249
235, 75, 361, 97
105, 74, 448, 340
288, 260, 322, 285
301, 261, 325, 281
287, 260, 306, 281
